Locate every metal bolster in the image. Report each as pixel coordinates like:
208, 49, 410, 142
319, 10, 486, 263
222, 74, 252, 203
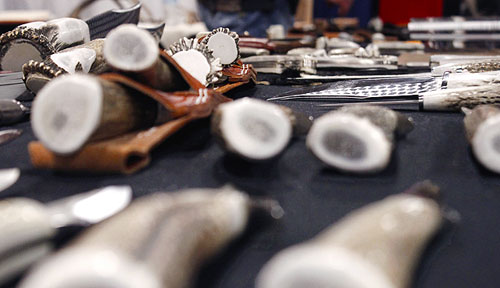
418, 95, 425, 111
441, 71, 450, 89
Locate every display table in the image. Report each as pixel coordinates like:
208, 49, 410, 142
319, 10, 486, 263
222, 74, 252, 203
0, 83, 498, 288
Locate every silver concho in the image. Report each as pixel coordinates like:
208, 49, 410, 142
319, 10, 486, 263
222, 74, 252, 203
201, 27, 240, 66
167, 37, 222, 86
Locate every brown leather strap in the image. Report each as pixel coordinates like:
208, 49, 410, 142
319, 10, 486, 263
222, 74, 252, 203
29, 55, 232, 174
29, 116, 192, 174
28, 48, 260, 174
216, 62, 257, 94
28, 77, 229, 174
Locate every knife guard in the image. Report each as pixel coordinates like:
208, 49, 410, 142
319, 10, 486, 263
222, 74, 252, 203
28, 53, 231, 174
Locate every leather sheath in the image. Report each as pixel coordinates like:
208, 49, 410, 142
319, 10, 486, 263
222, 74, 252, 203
216, 60, 257, 94
29, 53, 232, 174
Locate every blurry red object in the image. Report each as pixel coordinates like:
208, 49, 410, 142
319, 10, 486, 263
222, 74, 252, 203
379, 0, 443, 26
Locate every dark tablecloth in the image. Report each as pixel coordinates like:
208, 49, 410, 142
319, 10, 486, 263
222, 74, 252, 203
1, 83, 499, 288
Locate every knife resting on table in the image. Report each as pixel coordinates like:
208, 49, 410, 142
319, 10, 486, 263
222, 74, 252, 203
0, 185, 132, 284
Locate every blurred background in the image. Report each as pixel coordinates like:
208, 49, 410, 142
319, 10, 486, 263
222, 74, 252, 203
0, 0, 497, 42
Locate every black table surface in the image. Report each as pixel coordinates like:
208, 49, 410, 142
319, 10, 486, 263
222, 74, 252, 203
1, 83, 499, 288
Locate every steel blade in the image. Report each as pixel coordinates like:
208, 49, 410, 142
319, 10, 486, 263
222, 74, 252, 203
268, 76, 440, 101
288, 72, 431, 82
304, 78, 439, 98
46, 185, 132, 228
0, 168, 20, 192
318, 99, 420, 109
86, 3, 141, 40
0, 129, 22, 145
0, 100, 29, 125
0, 72, 28, 101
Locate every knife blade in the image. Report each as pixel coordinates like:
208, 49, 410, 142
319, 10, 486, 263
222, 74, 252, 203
0, 185, 132, 284
86, 3, 141, 40
0, 168, 20, 193
0, 99, 29, 126
317, 84, 500, 111
286, 72, 431, 81
0, 72, 28, 101
272, 77, 441, 101
0, 129, 22, 145
268, 74, 439, 102
268, 71, 500, 102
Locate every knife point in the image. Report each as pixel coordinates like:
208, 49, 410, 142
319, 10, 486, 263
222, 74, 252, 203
0, 168, 20, 192
0, 129, 23, 145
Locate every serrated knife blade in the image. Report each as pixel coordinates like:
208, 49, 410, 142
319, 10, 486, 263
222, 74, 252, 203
268, 75, 441, 101
268, 71, 500, 103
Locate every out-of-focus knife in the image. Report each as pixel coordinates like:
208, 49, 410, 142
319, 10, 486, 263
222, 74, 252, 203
0, 72, 27, 101
0, 129, 22, 145
18, 186, 283, 288
0, 185, 132, 284
86, 3, 141, 40
0, 168, 20, 193
0, 99, 29, 126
